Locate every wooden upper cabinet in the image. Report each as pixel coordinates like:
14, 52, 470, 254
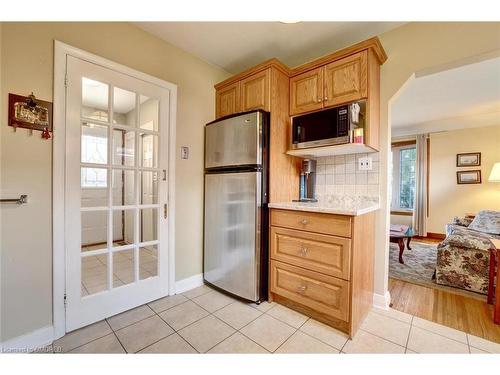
240, 69, 271, 112
216, 82, 240, 118
324, 51, 367, 108
290, 67, 324, 116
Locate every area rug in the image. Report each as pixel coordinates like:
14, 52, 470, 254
389, 241, 487, 301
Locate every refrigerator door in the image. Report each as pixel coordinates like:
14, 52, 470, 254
204, 171, 261, 301
205, 111, 262, 169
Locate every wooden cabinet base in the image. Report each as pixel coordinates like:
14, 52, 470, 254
270, 292, 350, 335
268, 209, 376, 338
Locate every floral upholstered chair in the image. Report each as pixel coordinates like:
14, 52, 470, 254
436, 210, 500, 297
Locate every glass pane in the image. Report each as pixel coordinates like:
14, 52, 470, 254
82, 78, 109, 121
81, 167, 108, 190
112, 169, 135, 206
113, 249, 135, 287
399, 147, 417, 209
140, 133, 158, 168
112, 129, 135, 166
81, 167, 108, 207
139, 95, 159, 131
81, 211, 108, 250
113, 209, 135, 247
81, 254, 108, 296
139, 245, 158, 280
113, 87, 136, 126
140, 171, 158, 205
140, 208, 158, 242
81, 122, 108, 164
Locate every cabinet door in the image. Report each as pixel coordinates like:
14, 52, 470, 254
216, 82, 240, 118
240, 69, 270, 112
324, 51, 367, 107
290, 67, 324, 115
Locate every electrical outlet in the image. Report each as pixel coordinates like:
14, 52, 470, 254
358, 157, 373, 171
180, 146, 189, 159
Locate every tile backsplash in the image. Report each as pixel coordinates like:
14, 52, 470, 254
314, 153, 380, 198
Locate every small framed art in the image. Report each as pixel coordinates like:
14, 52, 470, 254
457, 170, 482, 184
456, 152, 481, 167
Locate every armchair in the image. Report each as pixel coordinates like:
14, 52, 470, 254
436, 211, 500, 297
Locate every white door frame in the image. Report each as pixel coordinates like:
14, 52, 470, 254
53, 41, 177, 339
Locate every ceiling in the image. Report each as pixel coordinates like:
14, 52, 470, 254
134, 22, 404, 73
391, 56, 500, 137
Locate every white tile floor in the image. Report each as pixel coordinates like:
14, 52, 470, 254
81, 244, 158, 296
45, 284, 500, 354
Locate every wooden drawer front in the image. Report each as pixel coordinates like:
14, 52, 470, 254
271, 260, 349, 322
270, 209, 352, 238
271, 227, 351, 280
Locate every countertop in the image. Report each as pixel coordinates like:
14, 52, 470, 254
268, 196, 380, 216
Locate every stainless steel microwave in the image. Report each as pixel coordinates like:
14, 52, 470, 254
291, 102, 364, 149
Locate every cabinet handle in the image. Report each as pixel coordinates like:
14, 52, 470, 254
300, 247, 308, 256
317, 98, 322, 103
324, 97, 328, 101
297, 285, 308, 293
301, 219, 308, 225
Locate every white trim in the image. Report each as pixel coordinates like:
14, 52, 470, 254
53, 40, 177, 338
0, 326, 54, 353
174, 273, 204, 294
373, 291, 392, 309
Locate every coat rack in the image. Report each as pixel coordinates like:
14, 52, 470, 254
8, 92, 53, 139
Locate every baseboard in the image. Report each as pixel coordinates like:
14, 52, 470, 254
0, 325, 54, 353
373, 290, 391, 309
426, 232, 446, 240
174, 273, 204, 294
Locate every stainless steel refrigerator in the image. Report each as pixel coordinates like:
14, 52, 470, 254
203, 110, 269, 303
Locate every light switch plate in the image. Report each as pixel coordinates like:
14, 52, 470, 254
181, 146, 189, 159
358, 157, 372, 171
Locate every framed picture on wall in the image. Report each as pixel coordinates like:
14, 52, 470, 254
456, 152, 481, 167
457, 170, 482, 184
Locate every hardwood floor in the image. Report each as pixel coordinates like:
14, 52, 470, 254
389, 278, 500, 343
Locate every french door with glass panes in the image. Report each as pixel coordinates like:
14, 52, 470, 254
65, 55, 170, 331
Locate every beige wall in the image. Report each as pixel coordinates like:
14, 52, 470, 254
427, 125, 500, 233
376, 22, 500, 303
0, 22, 229, 341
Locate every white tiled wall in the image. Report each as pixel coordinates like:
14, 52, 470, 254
315, 153, 380, 197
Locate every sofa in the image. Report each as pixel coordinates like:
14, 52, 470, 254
436, 210, 500, 296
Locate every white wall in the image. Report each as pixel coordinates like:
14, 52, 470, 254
0, 22, 229, 342
428, 124, 500, 233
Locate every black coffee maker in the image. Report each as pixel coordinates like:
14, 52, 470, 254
295, 159, 318, 202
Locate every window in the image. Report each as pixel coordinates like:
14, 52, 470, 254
391, 145, 416, 211
399, 148, 416, 209
81, 134, 108, 188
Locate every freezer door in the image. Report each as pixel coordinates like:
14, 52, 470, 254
205, 111, 262, 169
204, 171, 261, 301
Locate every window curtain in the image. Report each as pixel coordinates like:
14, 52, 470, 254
413, 134, 428, 236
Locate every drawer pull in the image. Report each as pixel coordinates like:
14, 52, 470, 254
300, 219, 309, 225
300, 247, 308, 256
297, 285, 308, 293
